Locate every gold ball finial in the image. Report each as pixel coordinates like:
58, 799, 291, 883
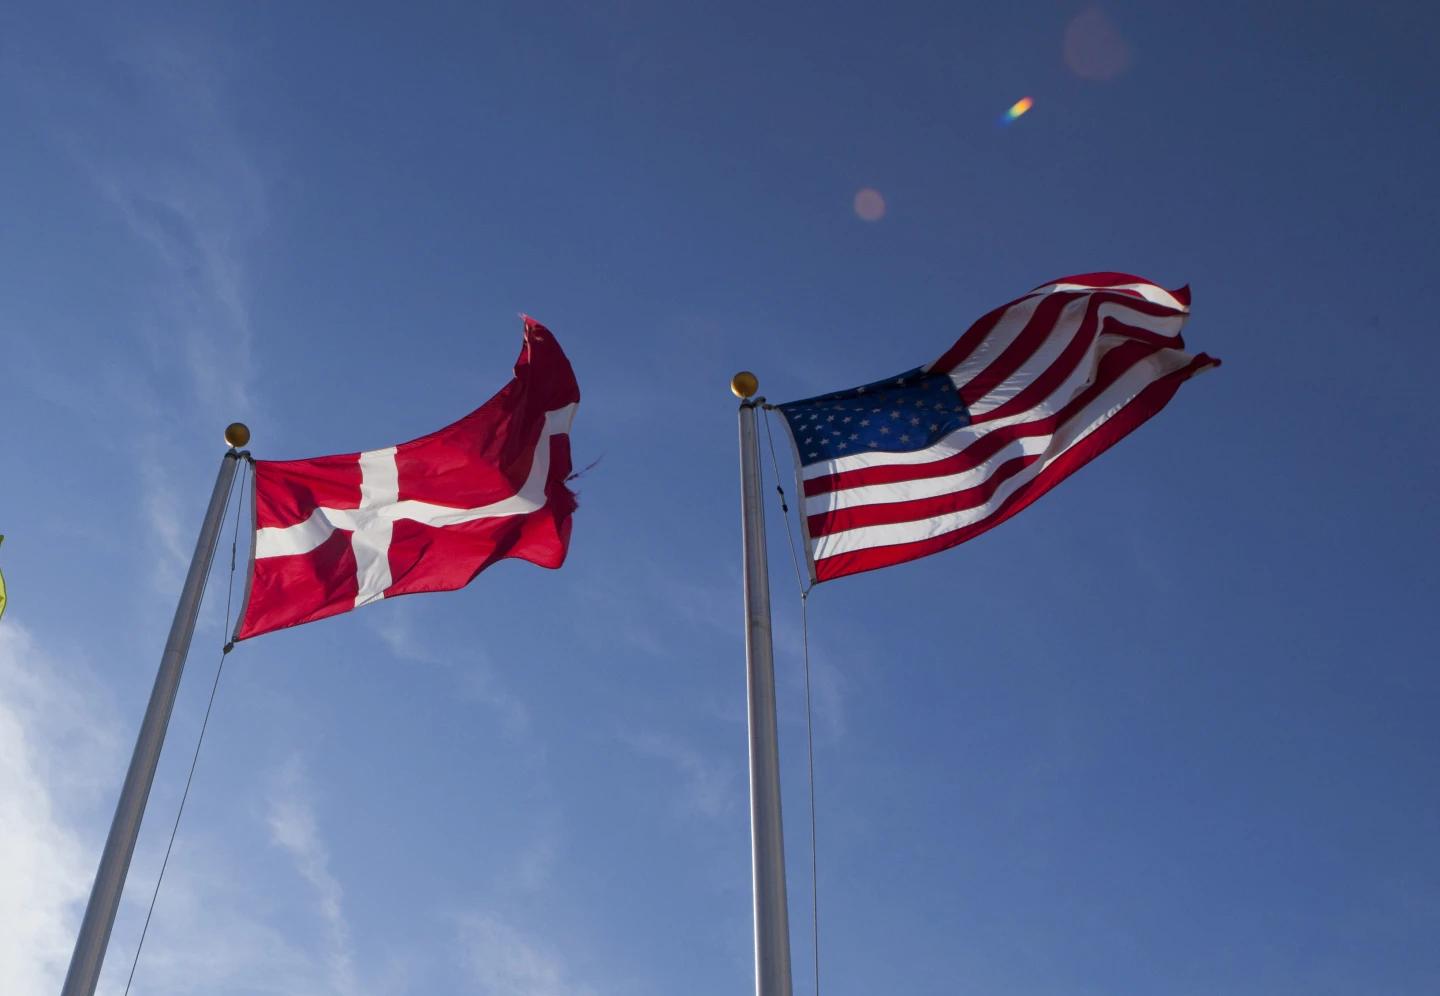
730, 371, 759, 399
224, 422, 251, 448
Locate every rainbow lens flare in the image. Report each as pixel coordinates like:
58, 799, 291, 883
1002, 96, 1034, 124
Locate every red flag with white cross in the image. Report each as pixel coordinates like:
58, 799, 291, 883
235, 318, 579, 640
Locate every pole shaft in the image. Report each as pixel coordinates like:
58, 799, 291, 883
61, 450, 241, 996
738, 401, 793, 996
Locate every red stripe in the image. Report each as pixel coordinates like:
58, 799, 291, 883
1034, 275, 1190, 311
956, 292, 1076, 407
804, 338, 1167, 499
1066, 291, 1189, 326
929, 299, 1024, 375
254, 453, 362, 528
968, 295, 1104, 426
811, 354, 1218, 581
234, 529, 359, 640
810, 451, 1040, 537
968, 292, 1185, 427
928, 276, 1184, 377
1032, 271, 1164, 292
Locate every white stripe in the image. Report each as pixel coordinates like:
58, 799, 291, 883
352, 447, 398, 608
255, 506, 336, 558
1035, 281, 1188, 311
967, 296, 1089, 417
940, 295, 1044, 396
802, 333, 1136, 481
805, 433, 1050, 516
811, 348, 1196, 559
253, 403, 579, 570
968, 297, 1186, 417
381, 403, 576, 527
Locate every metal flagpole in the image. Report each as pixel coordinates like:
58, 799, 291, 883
61, 423, 250, 996
733, 372, 794, 996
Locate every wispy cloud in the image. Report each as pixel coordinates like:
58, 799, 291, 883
0, 622, 109, 994
577, 561, 735, 663
498, 824, 562, 897
14, 28, 269, 592
107, 838, 336, 996
76, 37, 266, 418
619, 729, 736, 819
371, 609, 532, 736
806, 652, 847, 741
266, 757, 359, 996
96, 47, 265, 593
455, 912, 597, 996
768, 601, 850, 744
136, 453, 192, 580
0, 620, 366, 995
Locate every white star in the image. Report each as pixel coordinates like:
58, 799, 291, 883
900, 434, 911, 443
879, 426, 890, 435
859, 419, 870, 427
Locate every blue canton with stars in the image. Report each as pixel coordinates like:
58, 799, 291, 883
777, 367, 972, 468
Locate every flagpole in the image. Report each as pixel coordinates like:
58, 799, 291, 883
733, 372, 794, 996
61, 424, 250, 996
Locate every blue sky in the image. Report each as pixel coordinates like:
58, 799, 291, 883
2, 2, 1438, 993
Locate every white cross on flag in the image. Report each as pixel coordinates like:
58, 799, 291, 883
235, 318, 580, 640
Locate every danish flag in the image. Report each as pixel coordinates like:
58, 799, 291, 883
235, 318, 580, 640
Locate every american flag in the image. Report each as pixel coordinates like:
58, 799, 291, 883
777, 273, 1219, 582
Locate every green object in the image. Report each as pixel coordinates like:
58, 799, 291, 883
0, 535, 7, 621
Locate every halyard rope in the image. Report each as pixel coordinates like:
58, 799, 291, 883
762, 409, 821, 996
123, 456, 248, 996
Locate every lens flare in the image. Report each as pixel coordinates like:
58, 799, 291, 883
1003, 96, 1034, 124
1064, 8, 1131, 80
853, 187, 886, 222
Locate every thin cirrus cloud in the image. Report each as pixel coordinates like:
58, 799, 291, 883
371, 608, 534, 736
267, 758, 361, 996
0, 624, 366, 995
22, 30, 270, 598
619, 729, 736, 819
67, 44, 267, 419
0, 623, 98, 994
455, 912, 597, 996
